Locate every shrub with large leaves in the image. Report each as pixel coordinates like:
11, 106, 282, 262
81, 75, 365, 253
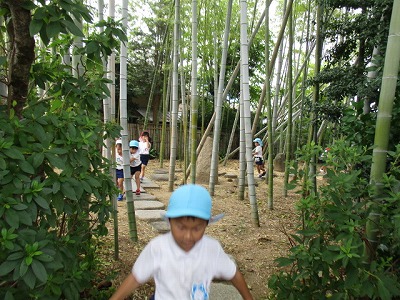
0, 1, 124, 299
0, 75, 121, 299
268, 141, 400, 299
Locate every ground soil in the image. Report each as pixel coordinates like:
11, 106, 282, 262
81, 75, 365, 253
103, 159, 302, 299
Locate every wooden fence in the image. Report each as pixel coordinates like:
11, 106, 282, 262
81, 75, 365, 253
127, 123, 239, 159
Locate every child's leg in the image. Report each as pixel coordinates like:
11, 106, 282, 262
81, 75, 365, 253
135, 171, 140, 194
117, 178, 125, 200
256, 165, 261, 174
117, 178, 124, 193
261, 164, 266, 176
140, 164, 146, 179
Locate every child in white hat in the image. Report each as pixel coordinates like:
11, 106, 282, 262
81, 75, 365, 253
110, 184, 253, 300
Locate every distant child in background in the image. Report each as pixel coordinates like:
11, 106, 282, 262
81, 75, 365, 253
252, 138, 266, 178
319, 147, 330, 175
115, 139, 125, 201
129, 140, 142, 196
110, 184, 254, 300
138, 131, 151, 181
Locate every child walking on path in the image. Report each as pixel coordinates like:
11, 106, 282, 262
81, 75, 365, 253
138, 130, 151, 181
115, 139, 125, 201
252, 138, 266, 178
110, 184, 254, 300
129, 140, 142, 196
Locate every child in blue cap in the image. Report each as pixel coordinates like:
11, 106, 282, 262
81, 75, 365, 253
110, 184, 253, 300
129, 140, 142, 195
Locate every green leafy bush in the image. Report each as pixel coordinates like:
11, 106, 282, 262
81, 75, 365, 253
0, 75, 121, 299
0, 2, 125, 299
268, 141, 400, 300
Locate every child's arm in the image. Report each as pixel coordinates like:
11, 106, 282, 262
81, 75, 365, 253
109, 273, 141, 300
230, 270, 253, 300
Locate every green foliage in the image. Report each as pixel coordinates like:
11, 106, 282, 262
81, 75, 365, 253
304, 0, 395, 148
0, 1, 125, 299
149, 148, 158, 159
28, 0, 92, 45
268, 141, 400, 299
0, 82, 120, 300
126, 27, 160, 98
338, 94, 400, 165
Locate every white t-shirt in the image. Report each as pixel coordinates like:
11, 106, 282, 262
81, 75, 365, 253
132, 232, 237, 300
139, 140, 151, 155
130, 151, 141, 167
116, 152, 123, 170
253, 145, 263, 158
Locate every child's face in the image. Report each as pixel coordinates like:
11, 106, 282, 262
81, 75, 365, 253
130, 147, 138, 153
169, 217, 208, 252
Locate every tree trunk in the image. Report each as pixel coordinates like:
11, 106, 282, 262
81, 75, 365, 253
240, 0, 260, 227
209, 0, 233, 196
159, 58, 172, 168
283, 6, 293, 197
4, 0, 35, 119
120, 0, 138, 242
180, 47, 188, 182
265, 0, 274, 210
168, 0, 180, 191
189, 0, 199, 184
365, 0, 400, 261
304, 2, 323, 197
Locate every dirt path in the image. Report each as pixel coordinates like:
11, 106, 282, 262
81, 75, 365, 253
105, 159, 300, 299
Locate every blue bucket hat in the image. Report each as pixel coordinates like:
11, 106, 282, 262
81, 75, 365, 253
253, 138, 263, 146
129, 140, 139, 148
164, 184, 225, 224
